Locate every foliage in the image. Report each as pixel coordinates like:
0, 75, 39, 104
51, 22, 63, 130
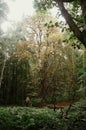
0, 100, 86, 130
34, 0, 86, 47
0, 12, 86, 107
0, 107, 61, 130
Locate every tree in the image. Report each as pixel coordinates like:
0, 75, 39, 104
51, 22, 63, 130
77, 49, 86, 97
0, 0, 8, 20
0, 0, 8, 34
0, 23, 27, 105
34, 0, 86, 47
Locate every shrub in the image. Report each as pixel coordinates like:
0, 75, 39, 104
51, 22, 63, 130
0, 100, 86, 130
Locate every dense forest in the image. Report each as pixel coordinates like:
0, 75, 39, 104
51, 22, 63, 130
0, 0, 86, 130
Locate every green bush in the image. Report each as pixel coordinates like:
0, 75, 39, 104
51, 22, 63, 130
0, 101, 86, 130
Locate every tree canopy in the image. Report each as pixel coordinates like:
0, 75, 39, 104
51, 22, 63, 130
34, 0, 86, 47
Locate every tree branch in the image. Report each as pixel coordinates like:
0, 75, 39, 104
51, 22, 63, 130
56, 1, 86, 47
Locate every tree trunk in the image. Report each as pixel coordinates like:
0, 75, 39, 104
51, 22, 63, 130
0, 58, 7, 88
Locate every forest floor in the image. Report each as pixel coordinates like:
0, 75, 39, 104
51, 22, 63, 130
40, 102, 71, 109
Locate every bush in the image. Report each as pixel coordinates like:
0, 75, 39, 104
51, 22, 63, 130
0, 101, 86, 130
0, 107, 61, 130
